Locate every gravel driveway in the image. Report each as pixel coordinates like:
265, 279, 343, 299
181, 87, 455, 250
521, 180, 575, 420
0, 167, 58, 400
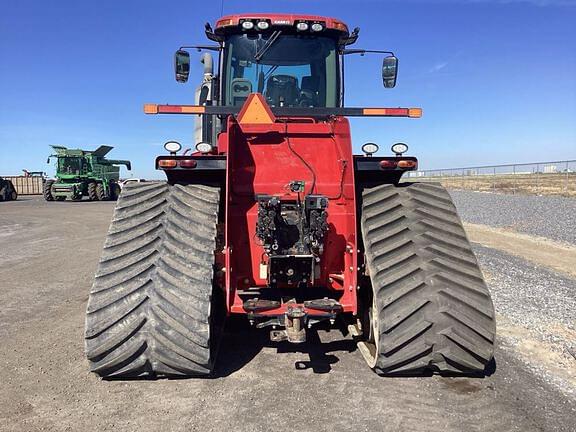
1, 196, 575, 432
449, 190, 576, 245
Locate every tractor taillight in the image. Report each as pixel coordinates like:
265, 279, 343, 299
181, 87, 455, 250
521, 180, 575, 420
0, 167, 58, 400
158, 159, 177, 168
397, 160, 417, 168
379, 160, 397, 169
179, 159, 197, 168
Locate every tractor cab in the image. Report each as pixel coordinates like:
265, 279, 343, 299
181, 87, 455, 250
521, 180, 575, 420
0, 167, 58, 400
173, 14, 398, 147
58, 156, 84, 176
221, 29, 339, 108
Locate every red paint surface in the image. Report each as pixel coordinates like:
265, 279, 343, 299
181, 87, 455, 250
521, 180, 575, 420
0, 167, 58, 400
220, 97, 358, 316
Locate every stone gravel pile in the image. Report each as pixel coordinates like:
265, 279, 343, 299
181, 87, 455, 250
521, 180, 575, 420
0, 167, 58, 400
449, 190, 576, 246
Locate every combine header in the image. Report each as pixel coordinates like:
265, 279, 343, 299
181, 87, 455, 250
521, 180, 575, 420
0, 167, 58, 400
44, 145, 131, 201
85, 14, 495, 378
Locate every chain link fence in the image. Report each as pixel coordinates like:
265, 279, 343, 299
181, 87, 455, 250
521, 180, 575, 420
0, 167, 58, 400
405, 160, 576, 197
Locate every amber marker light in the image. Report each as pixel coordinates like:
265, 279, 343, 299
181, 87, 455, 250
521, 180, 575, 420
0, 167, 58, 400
397, 160, 417, 168
158, 159, 177, 168
408, 108, 423, 118
144, 104, 158, 114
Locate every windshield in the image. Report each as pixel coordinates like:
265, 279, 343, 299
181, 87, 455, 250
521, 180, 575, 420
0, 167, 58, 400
223, 34, 339, 108
58, 157, 82, 175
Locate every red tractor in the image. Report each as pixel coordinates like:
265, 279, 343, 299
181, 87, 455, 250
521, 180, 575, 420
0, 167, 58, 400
85, 14, 495, 378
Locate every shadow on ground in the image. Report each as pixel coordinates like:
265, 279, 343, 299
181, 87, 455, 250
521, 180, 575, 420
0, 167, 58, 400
213, 317, 357, 377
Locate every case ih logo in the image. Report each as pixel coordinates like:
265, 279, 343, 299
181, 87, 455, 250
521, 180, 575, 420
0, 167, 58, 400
272, 19, 291, 25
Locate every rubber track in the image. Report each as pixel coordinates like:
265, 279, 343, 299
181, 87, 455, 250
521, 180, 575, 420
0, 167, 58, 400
85, 182, 220, 378
361, 183, 496, 375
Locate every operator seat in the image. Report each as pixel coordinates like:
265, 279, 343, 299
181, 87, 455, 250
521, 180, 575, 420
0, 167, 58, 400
300, 76, 320, 107
265, 75, 300, 107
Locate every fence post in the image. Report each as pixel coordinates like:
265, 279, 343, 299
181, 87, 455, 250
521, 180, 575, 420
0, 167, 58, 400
513, 165, 516, 195
565, 161, 569, 196
493, 167, 496, 192
536, 164, 540, 194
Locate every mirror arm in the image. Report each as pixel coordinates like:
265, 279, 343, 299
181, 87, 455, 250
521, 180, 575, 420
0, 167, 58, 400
179, 45, 222, 52
205, 22, 223, 42
342, 49, 395, 56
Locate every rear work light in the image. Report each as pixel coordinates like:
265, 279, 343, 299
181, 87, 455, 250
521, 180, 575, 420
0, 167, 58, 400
296, 22, 309, 31
158, 159, 177, 168
179, 159, 197, 168
257, 20, 270, 30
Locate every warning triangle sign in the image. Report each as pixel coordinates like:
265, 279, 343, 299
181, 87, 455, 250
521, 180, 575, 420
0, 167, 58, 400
237, 93, 276, 125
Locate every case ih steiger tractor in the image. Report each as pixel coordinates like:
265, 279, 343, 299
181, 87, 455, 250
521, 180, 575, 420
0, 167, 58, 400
85, 14, 496, 378
44, 145, 131, 201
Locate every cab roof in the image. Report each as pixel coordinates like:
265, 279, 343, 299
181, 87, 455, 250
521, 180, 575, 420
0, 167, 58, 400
215, 13, 350, 36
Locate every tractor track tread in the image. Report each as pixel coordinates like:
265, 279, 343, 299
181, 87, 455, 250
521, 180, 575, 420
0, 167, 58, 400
85, 181, 220, 378
360, 182, 495, 376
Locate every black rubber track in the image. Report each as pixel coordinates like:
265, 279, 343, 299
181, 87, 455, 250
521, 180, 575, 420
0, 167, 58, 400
85, 182, 221, 378
360, 182, 496, 375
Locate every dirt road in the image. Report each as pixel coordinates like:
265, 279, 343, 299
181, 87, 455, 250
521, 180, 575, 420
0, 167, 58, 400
0, 196, 574, 432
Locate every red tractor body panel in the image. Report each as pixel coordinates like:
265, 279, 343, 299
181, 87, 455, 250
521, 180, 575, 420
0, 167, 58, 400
151, 95, 420, 321
221, 113, 358, 316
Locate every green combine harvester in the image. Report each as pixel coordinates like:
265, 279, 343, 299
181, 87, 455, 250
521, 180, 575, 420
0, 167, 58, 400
44, 145, 131, 201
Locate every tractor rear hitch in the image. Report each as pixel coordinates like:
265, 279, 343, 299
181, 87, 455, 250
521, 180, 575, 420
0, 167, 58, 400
270, 305, 307, 343
245, 298, 342, 342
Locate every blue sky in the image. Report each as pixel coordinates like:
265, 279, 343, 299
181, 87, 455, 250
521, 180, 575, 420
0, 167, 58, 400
1, 0, 575, 178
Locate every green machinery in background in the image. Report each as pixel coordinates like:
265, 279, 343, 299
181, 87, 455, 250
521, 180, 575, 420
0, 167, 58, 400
0, 177, 18, 201
44, 145, 131, 201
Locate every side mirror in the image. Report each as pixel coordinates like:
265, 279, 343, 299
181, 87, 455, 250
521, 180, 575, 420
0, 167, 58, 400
382, 55, 398, 88
46, 157, 50, 164
175, 50, 190, 83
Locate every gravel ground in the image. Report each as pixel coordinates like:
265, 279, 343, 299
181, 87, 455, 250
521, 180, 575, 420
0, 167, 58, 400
474, 244, 576, 358
1, 197, 575, 431
449, 190, 576, 245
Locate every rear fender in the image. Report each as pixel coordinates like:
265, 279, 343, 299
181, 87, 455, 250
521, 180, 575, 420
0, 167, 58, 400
155, 155, 226, 187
